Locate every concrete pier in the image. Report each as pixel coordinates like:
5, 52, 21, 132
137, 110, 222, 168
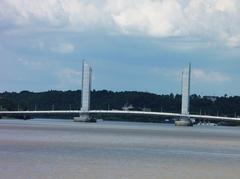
175, 118, 193, 126
74, 114, 95, 122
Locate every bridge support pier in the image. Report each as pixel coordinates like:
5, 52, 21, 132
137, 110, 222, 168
74, 114, 95, 122
175, 118, 193, 126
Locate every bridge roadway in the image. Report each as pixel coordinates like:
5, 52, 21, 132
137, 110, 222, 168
0, 110, 240, 122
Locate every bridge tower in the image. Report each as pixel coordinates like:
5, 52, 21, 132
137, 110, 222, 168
175, 63, 193, 126
74, 61, 94, 122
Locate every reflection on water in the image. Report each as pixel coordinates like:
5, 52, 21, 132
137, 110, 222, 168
0, 118, 240, 179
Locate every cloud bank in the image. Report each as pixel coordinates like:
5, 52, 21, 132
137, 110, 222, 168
1, 0, 240, 47
51, 42, 75, 54
192, 68, 230, 83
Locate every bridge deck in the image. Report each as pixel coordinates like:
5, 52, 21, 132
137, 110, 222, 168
0, 110, 239, 122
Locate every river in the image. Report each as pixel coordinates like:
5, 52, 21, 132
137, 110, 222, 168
0, 118, 240, 179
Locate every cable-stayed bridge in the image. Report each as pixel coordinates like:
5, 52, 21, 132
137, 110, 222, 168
0, 61, 239, 126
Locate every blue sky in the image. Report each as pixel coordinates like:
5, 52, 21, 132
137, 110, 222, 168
0, 0, 240, 96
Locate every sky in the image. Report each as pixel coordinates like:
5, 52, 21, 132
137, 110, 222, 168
0, 0, 240, 96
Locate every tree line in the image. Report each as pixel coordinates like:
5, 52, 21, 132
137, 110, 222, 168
0, 90, 240, 118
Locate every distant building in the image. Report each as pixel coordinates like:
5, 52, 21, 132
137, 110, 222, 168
122, 103, 134, 111
204, 96, 217, 102
142, 107, 151, 112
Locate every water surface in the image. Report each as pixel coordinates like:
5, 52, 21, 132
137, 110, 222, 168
0, 118, 240, 179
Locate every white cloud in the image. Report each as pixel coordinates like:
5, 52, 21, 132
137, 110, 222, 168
0, 0, 109, 29
214, 0, 236, 12
108, 0, 240, 47
51, 43, 75, 54
152, 67, 231, 84
17, 58, 47, 70
17, 57, 82, 87
223, 33, 240, 48
109, 0, 185, 37
192, 68, 230, 83
149, 67, 182, 84
1, 0, 240, 48
56, 68, 82, 87
151, 66, 181, 80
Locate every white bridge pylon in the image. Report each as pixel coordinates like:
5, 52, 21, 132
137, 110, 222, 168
74, 61, 92, 122
79, 61, 193, 124
176, 63, 193, 126
72, 61, 238, 124
181, 63, 191, 115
